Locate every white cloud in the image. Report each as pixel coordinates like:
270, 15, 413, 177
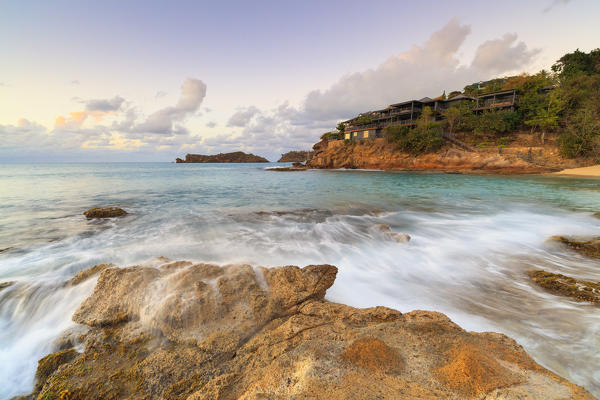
85, 96, 125, 112
543, 0, 572, 13
227, 106, 260, 127
134, 78, 206, 135
472, 34, 540, 75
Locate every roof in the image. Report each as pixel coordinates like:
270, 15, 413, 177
418, 97, 434, 103
477, 89, 516, 98
445, 94, 475, 102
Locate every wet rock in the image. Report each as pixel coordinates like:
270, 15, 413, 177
29, 260, 594, 400
0, 281, 15, 291
34, 348, 78, 393
67, 264, 114, 286
551, 235, 600, 259
376, 224, 411, 243
528, 269, 600, 304
83, 207, 127, 219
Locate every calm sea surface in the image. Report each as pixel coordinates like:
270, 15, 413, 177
1, 162, 599, 398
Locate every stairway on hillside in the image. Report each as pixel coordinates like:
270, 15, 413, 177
440, 132, 477, 152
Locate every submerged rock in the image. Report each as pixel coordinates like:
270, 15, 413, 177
528, 269, 600, 304
376, 224, 411, 243
0, 281, 15, 291
83, 207, 127, 219
551, 235, 600, 259
29, 260, 593, 400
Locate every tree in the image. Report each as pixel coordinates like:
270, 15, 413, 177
336, 122, 346, 133
443, 106, 464, 135
559, 105, 600, 159
525, 91, 564, 144
552, 48, 600, 80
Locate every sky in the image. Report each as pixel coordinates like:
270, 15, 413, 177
0, 0, 599, 162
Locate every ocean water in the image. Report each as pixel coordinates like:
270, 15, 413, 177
1, 162, 600, 398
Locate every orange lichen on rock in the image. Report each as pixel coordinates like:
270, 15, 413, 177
436, 343, 522, 397
340, 337, 403, 373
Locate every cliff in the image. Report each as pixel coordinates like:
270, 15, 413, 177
277, 150, 313, 162
26, 259, 593, 400
307, 137, 586, 173
176, 151, 269, 163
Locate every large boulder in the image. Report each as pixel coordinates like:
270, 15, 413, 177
29, 261, 594, 400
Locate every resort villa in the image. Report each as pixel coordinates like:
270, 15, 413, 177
341, 89, 518, 141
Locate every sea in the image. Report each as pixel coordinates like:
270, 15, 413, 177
0, 162, 599, 398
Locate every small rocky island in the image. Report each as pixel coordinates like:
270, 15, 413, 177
176, 151, 269, 163
25, 260, 593, 399
277, 150, 313, 162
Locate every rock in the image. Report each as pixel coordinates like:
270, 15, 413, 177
83, 207, 127, 219
550, 235, 600, 259
0, 281, 15, 291
376, 224, 411, 243
176, 152, 269, 163
34, 348, 78, 393
277, 151, 314, 162
29, 260, 594, 400
527, 269, 600, 304
593, 212, 600, 218
67, 264, 114, 286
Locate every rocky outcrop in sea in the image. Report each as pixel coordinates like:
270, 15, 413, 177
25, 260, 594, 400
176, 152, 269, 163
277, 151, 313, 163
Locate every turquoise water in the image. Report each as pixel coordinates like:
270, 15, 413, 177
1, 163, 600, 398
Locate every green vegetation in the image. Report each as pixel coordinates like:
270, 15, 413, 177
386, 107, 444, 155
336, 122, 346, 133
448, 49, 600, 159
321, 131, 341, 140
354, 114, 373, 125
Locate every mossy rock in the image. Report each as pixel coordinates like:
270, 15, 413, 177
527, 269, 600, 304
83, 207, 127, 219
550, 235, 600, 259
35, 349, 79, 393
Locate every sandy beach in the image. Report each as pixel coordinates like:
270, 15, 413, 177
553, 165, 600, 177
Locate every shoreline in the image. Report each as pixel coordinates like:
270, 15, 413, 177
550, 165, 600, 178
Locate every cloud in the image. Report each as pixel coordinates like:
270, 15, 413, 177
134, 78, 206, 134
471, 33, 540, 74
1, 77, 209, 161
85, 96, 125, 112
155, 90, 167, 99
227, 106, 260, 127
543, 0, 572, 13
216, 18, 540, 160
71, 80, 80, 85
206, 121, 217, 128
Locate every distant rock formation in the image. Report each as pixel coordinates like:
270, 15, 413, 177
176, 151, 269, 163
277, 150, 313, 162
27, 260, 594, 399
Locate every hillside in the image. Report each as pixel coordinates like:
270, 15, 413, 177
176, 151, 269, 163
277, 150, 313, 162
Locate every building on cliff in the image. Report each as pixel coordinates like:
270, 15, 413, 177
340, 90, 520, 142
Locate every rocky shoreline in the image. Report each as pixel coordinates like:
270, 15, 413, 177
20, 259, 594, 400
306, 137, 591, 174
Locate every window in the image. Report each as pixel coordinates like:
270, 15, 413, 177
344, 133, 350, 140
363, 131, 369, 138
353, 132, 357, 137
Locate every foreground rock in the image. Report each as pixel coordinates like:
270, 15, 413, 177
29, 262, 593, 400
551, 235, 600, 258
83, 207, 127, 219
528, 270, 600, 304
176, 152, 269, 163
